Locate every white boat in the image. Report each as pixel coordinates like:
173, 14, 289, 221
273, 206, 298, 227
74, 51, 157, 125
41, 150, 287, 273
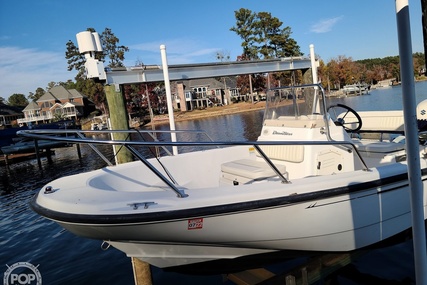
90, 115, 109, 131
0, 138, 69, 155
23, 83, 427, 270
342, 83, 370, 95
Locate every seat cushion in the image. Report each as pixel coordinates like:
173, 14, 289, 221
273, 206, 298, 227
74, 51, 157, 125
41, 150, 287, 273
221, 159, 286, 180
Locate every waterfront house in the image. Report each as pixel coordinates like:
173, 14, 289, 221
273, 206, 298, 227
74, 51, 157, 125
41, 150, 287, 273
18, 86, 96, 125
0, 103, 24, 127
173, 78, 240, 111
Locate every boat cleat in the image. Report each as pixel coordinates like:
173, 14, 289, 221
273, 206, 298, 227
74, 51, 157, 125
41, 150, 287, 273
127, 202, 157, 210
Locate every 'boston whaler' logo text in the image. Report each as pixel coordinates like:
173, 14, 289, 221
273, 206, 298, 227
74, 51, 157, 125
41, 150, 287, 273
272, 130, 293, 136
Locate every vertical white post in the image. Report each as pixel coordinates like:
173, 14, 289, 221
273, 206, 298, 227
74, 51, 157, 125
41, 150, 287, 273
309, 44, 320, 113
395, 1, 427, 284
108, 118, 119, 165
310, 44, 318, 84
160, 45, 178, 155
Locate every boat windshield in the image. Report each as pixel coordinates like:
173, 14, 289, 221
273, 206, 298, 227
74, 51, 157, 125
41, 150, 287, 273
263, 84, 326, 121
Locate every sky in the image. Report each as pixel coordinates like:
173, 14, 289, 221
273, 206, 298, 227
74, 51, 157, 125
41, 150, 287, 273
0, 0, 424, 100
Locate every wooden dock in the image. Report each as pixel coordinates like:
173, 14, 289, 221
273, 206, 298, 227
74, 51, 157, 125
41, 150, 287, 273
0, 144, 80, 168
0, 151, 52, 166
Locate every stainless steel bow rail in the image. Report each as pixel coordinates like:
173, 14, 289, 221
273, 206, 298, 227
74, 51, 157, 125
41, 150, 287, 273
17, 129, 369, 198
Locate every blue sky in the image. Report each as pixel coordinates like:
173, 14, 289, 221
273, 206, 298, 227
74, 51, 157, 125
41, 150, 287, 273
0, 0, 424, 100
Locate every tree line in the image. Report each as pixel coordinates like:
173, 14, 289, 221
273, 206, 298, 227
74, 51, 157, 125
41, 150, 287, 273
2, 9, 426, 114
318, 52, 425, 90
229, 8, 426, 94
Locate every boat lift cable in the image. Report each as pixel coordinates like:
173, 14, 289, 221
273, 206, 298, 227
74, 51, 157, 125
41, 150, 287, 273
110, 132, 131, 162
75, 132, 114, 166
133, 129, 178, 185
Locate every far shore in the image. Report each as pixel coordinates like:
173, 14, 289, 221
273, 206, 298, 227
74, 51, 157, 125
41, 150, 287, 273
145, 101, 268, 126
140, 78, 427, 127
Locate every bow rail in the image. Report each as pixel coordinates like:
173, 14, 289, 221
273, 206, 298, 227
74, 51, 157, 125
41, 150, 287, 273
17, 129, 369, 198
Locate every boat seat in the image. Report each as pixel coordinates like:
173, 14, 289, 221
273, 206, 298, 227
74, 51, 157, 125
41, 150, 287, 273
357, 111, 404, 132
343, 111, 405, 139
221, 159, 287, 185
352, 140, 405, 153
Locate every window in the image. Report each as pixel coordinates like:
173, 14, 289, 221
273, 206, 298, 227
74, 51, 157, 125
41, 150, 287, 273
193, 87, 207, 98
42, 102, 53, 108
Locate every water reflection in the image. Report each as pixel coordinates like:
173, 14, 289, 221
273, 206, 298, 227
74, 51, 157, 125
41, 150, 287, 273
142, 111, 265, 154
147, 111, 265, 142
0, 143, 116, 196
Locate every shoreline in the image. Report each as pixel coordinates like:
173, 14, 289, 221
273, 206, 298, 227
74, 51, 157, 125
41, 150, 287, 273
145, 101, 267, 126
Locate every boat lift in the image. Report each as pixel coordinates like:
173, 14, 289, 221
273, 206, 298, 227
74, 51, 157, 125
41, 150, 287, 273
77, 31, 317, 157
76, 30, 316, 85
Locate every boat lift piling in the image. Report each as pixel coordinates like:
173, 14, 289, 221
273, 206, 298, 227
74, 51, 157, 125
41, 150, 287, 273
395, 0, 427, 284
104, 84, 133, 164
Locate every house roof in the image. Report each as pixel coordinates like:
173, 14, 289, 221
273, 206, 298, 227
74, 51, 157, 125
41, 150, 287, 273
0, 103, 24, 115
68, 89, 84, 99
50, 103, 63, 111
223, 77, 238, 89
37, 90, 58, 102
62, 102, 83, 108
182, 77, 238, 91
22, 101, 40, 112
37, 85, 83, 102
188, 78, 220, 88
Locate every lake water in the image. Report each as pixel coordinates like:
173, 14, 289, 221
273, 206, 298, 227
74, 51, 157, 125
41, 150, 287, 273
1, 81, 426, 284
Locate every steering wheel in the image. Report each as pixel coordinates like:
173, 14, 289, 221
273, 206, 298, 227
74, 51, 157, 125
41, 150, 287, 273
327, 104, 362, 132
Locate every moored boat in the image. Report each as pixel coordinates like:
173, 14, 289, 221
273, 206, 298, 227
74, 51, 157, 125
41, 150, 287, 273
0, 120, 77, 153
342, 83, 370, 95
22, 83, 427, 270
1, 138, 71, 155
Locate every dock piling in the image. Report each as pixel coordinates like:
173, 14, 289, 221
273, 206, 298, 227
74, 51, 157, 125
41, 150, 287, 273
104, 83, 153, 285
131, 257, 152, 285
76, 143, 82, 159
46, 149, 53, 164
34, 139, 42, 169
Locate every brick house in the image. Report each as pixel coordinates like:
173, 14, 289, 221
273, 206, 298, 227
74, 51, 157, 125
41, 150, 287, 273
18, 86, 95, 125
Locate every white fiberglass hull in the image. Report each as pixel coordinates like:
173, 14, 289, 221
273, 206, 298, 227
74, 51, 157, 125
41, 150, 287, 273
31, 151, 427, 268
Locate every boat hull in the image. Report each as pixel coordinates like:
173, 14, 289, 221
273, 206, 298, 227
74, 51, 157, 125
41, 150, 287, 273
30, 160, 426, 268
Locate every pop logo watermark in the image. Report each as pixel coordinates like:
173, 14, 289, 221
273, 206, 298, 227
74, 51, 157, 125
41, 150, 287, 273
3, 262, 42, 285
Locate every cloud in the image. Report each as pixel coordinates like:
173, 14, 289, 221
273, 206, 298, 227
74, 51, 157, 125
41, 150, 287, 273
0, 41, 222, 99
310, 16, 344, 33
0, 46, 74, 99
